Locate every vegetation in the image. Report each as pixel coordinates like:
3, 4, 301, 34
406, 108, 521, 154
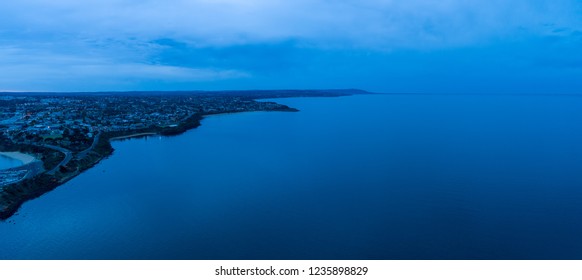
0, 90, 365, 220
0, 113, 202, 219
0, 175, 59, 219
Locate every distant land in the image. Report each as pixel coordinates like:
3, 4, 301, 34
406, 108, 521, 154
0, 89, 371, 219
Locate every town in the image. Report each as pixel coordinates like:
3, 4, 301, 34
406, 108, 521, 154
0, 89, 359, 219
1, 93, 301, 152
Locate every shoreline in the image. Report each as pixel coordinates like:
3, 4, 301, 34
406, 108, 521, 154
109, 132, 157, 141
0, 94, 341, 220
202, 108, 300, 119
0, 152, 37, 165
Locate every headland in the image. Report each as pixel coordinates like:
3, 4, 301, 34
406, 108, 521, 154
0, 89, 370, 219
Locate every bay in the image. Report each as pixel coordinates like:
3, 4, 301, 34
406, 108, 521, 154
1, 93, 582, 259
0, 155, 23, 170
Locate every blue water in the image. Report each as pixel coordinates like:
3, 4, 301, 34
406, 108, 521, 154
1, 94, 582, 259
0, 155, 23, 170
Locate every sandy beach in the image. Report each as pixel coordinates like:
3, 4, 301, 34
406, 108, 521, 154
0, 151, 37, 164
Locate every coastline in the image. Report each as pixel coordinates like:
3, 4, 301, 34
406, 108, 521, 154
109, 133, 157, 141
0, 92, 354, 220
0, 151, 37, 165
202, 108, 298, 119
0, 114, 205, 220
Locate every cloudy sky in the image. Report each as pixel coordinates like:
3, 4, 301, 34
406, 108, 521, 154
1, 0, 581, 93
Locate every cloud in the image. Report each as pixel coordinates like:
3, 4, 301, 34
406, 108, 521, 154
2, 0, 581, 49
0, 0, 581, 92
0, 46, 249, 91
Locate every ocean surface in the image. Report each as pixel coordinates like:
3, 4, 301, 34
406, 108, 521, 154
0, 155, 23, 170
1, 93, 582, 259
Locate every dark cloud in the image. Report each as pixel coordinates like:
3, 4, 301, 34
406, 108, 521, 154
0, 0, 581, 92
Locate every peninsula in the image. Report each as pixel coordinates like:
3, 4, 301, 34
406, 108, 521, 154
0, 89, 368, 219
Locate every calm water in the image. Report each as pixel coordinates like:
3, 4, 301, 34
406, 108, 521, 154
1, 94, 582, 259
0, 155, 23, 170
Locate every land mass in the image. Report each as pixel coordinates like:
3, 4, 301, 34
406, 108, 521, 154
0, 89, 370, 220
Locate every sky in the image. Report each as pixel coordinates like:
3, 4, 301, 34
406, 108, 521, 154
1, 0, 581, 93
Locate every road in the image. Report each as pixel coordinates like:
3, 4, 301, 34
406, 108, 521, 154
44, 144, 73, 175
77, 132, 101, 159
